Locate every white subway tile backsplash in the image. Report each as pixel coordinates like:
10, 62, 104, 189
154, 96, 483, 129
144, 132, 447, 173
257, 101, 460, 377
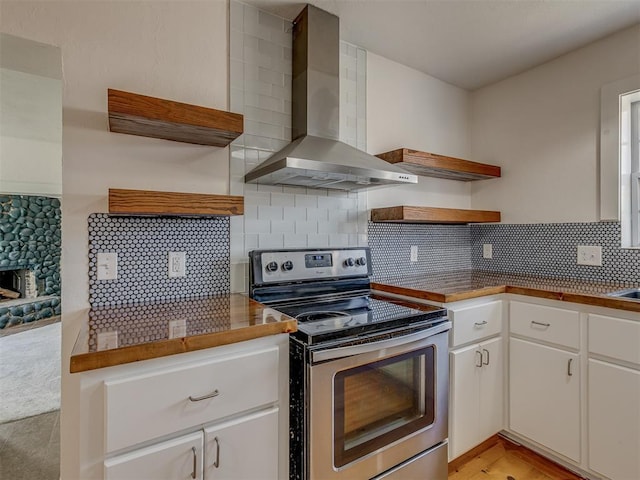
245, 234, 259, 251
246, 191, 270, 206
244, 205, 258, 220
284, 206, 306, 222
230, 3, 368, 287
271, 220, 295, 234
295, 194, 318, 208
245, 219, 271, 235
329, 210, 349, 223
307, 208, 329, 222
258, 94, 283, 112
244, 79, 272, 97
230, 31, 244, 62
258, 205, 283, 221
271, 193, 295, 207
285, 234, 308, 248
258, 9, 284, 30
259, 234, 284, 249
317, 196, 344, 210
330, 234, 349, 247
295, 221, 318, 235
317, 221, 332, 234
259, 66, 285, 86
308, 234, 330, 248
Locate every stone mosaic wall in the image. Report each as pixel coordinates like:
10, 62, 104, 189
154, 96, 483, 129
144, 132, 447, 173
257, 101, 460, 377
0, 195, 61, 328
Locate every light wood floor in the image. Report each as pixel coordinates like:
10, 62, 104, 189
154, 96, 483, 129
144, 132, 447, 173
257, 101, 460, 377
449, 436, 584, 480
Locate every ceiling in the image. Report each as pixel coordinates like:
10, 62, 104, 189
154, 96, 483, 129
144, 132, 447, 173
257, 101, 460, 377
245, 0, 640, 90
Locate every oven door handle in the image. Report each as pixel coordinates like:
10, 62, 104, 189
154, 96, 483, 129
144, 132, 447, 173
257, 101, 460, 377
310, 320, 451, 363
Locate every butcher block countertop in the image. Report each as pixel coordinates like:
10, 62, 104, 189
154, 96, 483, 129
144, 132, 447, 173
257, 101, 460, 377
372, 271, 640, 313
70, 294, 297, 373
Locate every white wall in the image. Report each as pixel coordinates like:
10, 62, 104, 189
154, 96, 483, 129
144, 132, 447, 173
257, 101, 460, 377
366, 52, 472, 209
470, 24, 640, 224
0, 1, 229, 477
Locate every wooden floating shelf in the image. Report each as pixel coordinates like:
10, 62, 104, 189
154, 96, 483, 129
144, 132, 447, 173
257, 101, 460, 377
108, 189, 244, 217
371, 206, 501, 224
108, 89, 243, 147
376, 148, 501, 181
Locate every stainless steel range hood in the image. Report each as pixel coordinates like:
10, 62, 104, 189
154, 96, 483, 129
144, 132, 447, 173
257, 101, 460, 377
244, 5, 417, 191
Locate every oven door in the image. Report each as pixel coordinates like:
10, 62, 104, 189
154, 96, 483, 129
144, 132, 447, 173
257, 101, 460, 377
308, 324, 450, 480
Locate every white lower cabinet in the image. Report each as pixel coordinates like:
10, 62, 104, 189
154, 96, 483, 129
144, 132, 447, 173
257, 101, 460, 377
588, 312, 640, 480
204, 408, 279, 480
509, 337, 580, 462
450, 337, 503, 459
588, 360, 640, 480
105, 432, 203, 480
75, 334, 289, 480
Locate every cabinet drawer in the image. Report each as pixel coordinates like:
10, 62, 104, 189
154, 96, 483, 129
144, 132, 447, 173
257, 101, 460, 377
589, 314, 640, 366
510, 301, 579, 349
105, 347, 279, 453
450, 301, 502, 347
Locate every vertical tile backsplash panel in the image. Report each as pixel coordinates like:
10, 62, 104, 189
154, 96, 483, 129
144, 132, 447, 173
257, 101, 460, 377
368, 222, 472, 280
472, 222, 640, 284
229, 1, 368, 292
88, 214, 230, 307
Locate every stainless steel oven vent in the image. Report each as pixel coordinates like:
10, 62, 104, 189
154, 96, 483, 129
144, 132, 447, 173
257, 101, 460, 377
244, 5, 417, 191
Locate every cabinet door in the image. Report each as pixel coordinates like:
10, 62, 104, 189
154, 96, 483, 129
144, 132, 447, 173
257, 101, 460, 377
449, 344, 482, 460
479, 337, 503, 441
204, 407, 279, 479
104, 431, 202, 480
509, 338, 580, 462
589, 359, 640, 480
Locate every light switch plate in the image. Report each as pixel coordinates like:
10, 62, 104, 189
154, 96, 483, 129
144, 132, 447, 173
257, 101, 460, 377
97, 331, 118, 350
577, 245, 602, 266
410, 246, 418, 262
483, 244, 493, 259
168, 319, 187, 339
97, 252, 118, 280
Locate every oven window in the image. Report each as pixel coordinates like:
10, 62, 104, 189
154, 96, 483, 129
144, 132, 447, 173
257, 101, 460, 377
333, 347, 435, 468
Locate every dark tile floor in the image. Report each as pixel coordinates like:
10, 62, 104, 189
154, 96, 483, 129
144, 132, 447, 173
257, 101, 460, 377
0, 410, 60, 479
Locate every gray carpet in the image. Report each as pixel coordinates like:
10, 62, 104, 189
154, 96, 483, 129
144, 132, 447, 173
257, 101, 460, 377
0, 322, 61, 423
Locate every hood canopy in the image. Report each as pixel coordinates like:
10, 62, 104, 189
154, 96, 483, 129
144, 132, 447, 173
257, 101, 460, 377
244, 5, 417, 191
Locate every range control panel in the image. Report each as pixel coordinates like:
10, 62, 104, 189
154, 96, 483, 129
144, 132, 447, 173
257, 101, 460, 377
252, 248, 371, 284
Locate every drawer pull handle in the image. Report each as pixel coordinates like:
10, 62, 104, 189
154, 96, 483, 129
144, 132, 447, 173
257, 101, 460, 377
213, 436, 220, 469
482, 348, 490, 366
474, 321, 488, 326
567, 358, 573, 377
531, 321, 551, 328
191, 447, 197, 479
189, 389, 219, 402
475, 350, 483, 368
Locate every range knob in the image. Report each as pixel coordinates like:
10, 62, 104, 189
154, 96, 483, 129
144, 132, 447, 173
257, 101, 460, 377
356, 257, 367, 266
282, 260, 294, 271
344, 258, 355, 267
265, 261, 279, 273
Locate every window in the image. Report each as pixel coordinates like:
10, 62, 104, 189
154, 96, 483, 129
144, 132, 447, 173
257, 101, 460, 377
620, 89, 640, 247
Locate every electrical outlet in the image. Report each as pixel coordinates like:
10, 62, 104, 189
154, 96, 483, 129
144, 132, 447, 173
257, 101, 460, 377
168, 252, 186, 278
96, 331, 118, 350
97, 252, 118, 280
483, 244, 493, 259
577, 245, 602, 266
168, 319, 187, 339
410, 246, 418, 262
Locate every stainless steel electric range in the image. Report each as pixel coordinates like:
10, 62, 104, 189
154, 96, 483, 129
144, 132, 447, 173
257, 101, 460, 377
249, 247, 451, 480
